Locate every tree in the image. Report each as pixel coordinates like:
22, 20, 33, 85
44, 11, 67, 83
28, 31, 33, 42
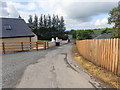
28, 15, 34, 31
28, 15, 33, 24
70, 30, 76, 38
52, 14, 56, 28
101, 28, 108, 34
59, 16, 65, 33
28, 14, 67, 40
108, 1, 120, 38
55, 15, 60, 32
33, 14, 38, 34
43, 15, 47, 28
39, 14, 43, 28
51, 14, 56, 37
48, 14, 52, 28
76, 30, 92, 40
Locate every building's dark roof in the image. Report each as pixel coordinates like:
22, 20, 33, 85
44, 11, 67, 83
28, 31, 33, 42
27, 23, 34, 28
93, 34, 112, 39
91, 34, 101, 37
0, 18, 35, 38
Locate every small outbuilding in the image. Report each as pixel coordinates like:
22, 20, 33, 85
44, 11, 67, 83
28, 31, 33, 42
0, 18, 37, 43
0, 18, 38, 53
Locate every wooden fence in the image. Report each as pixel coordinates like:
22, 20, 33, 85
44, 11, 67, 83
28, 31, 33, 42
0, 41, 48, 54
76, 38, 120, 76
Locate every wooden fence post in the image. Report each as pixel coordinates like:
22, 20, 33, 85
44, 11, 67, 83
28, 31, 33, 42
117, 39, 120, 76
36, 42, 38, 51
21, 42, 24, 51
2, 42, 5, 54
44, 42, 46, 50
46, 42, 49, 48
30, 42, 32, 49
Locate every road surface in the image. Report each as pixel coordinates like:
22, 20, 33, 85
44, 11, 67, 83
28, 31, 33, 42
14, 43, 107, 88
2, 48, 49, 88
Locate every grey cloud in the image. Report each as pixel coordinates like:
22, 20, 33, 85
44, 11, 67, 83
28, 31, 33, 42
0, 1, 19, 18
0, 1, 8, 17
0, 1, 7, 7
62, 2, 118, 22
7, 5, 19, 18
0, 8, 9, 17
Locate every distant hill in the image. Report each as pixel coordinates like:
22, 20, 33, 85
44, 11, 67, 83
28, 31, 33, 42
65, 28, 114, 40
92, 28, 113, 34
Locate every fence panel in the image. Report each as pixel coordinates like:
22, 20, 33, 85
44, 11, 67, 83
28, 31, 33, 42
0, 41, 47, 54
76, 38, 120, 76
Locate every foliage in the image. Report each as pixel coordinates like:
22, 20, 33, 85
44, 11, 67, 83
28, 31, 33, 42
28, 14, 67, 40
91, 28, 113, 35
93, 29, 105, 34
65, 30, 77, 38
28, 15, 33, 24
108, 1, 120, 38
33, 14, 38, 34
65, 30, 94, 40
101, 28, 109, 34
76, 30, 93, 40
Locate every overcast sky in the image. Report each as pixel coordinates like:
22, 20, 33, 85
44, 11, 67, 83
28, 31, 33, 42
0, 0, 119, 30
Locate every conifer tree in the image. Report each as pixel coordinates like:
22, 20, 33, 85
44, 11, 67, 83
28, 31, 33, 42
39, 14, 43, 28
28, 14, 67, 40
48, 14, 51, 28
28, 15, 33, 24
59, 16, 65, 34
33, 14, 38, 34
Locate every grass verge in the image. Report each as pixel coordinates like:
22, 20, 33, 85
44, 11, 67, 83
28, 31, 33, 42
38, 40, 51, 42
72, 44, 120, 89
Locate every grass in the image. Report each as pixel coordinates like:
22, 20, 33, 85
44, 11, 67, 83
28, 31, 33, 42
70, 38, 77, 40
93, 28, 113, 34
72, 44, 120, 89
93, 29, 105, 34
38, 40, 51, 42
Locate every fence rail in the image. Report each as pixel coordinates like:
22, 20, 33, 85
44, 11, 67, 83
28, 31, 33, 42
0, 41, 48, 54
76, 38, 120, 76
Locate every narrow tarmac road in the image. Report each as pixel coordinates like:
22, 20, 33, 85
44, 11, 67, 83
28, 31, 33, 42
16, 43, 106, 88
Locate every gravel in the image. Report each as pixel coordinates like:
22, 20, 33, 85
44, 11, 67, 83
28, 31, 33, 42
2, 48, 57, 88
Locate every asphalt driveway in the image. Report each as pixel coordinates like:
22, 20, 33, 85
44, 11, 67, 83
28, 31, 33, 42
16, 43, 106, 88
2, 43, 107, 88
2, 46, 57, 88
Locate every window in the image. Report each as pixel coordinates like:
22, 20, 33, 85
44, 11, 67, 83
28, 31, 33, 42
4, 25, 12, 30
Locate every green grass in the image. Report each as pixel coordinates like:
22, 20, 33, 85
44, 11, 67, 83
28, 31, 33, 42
93, 28, 113, 34
70, 38, 77, 40
38, 40, 51, 42
93, 29, 105, 34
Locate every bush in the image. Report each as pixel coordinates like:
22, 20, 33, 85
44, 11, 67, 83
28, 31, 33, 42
76, 30, 93, 40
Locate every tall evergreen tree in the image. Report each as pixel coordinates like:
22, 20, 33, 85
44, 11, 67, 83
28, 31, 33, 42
33, 14, 38, 34
48, 14, 52, 28
52, 14, 56, 28
59, 16, 65, 34
28, 14, 67, 40
28, 15, 34, 31
55, 15, 60, 32
39, 14, 43, 28
28, 15, 33, 24
43, 15, 47, 28
51, 14, 56, 37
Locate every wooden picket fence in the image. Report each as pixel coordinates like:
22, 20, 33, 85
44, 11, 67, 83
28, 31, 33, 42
0, 41, 49, 54
76, 38, 120, 76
